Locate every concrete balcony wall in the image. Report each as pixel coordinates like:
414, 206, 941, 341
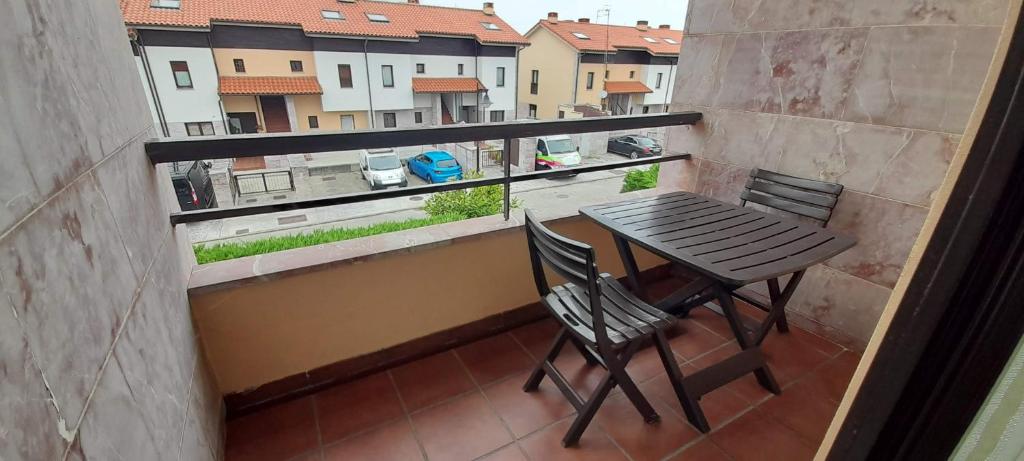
188, 214, 665, 396
0, 1, 222, 459
659, 0, 1010, 345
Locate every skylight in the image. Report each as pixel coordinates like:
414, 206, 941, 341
366, 13, 389, 23
481, 22, 500, 30
321, 10, 343, 20
150, 0, 181, 9
664, 38, 678, 44
572, 32, 590, 39
642, 36, 658, 43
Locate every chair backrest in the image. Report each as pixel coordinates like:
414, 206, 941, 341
740, 169, 844, 227
524, 210, 612, 349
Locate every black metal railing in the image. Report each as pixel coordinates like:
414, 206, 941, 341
146, 112, 702, 225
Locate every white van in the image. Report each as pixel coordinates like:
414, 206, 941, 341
359, 149, 408, 190
535, 135, 582, 170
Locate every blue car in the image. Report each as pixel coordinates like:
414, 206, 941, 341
407, 151, 463, 183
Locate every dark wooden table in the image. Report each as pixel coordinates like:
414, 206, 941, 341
581, 191, 856, 429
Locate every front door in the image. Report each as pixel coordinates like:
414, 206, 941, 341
227, 112, 258, 134
340, 114, 355, 130
259, 96, 291, 133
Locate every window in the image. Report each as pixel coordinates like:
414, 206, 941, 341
458, 63, 464, 75
489, 111, 504, 122
586, 72, 594, 90
340, 114, 355, 130
481, 22, 500, 30
414, 111, 423, 124
185, 122, 215, 136
321, 10, 343, 20
308, 116, 319, 129
366, 13, 389, 23
383, 112, 397, 128
233, 59, 245, 73
338, 64, 353, 88
656, 72, 663, 89
530, 70, 538, 95
528, 104, 537, 118
642, 106, 650, 114
381, 65, 394, 88
605, 70, 609, 79
170, 61, 192, 88
664, 38, 678, 44
558, 110, 565, 119
496, 67, 505, 87
572, 32, 590, 39
150, 0, 180, 9
643, 36, 658, 43
629, 70, 635, 78
290, 60, 303, 72
416, 63, 425, 74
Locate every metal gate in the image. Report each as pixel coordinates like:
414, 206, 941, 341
235, 170, 294, 195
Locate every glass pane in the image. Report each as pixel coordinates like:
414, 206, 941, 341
186, 124, 201, 136
175, 71, 192, 87
201, 122, 216, 136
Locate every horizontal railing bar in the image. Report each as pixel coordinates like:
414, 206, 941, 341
147, 112, 702, 163
169, 153, 690, 225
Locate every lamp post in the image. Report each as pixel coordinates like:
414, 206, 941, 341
477, 90, 494, 173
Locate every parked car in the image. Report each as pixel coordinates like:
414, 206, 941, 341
170, 161, 217, 211
359, 149, 408, 190
535, 134, 582, 170
407, 150, 463, 183
608, 135, 663, 159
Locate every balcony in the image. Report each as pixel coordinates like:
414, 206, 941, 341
4, 1, 1022, 461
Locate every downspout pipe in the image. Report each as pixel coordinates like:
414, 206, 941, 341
363, 39, 376, 128
135, 33, 170, 137
207, 31, 230, 134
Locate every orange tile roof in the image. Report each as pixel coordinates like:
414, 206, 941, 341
219, 76, 323, 95
121, 0, 528, 46
535, 20, 682, 55
604, 81, 653, 94
411, 78, 485, 93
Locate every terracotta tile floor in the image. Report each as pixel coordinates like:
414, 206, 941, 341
226, 285, 862, 461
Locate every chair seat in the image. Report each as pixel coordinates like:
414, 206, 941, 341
544, 274, 676, 347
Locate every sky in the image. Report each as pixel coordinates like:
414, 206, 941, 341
419, 0, 689, 35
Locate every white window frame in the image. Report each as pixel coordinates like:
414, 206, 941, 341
321, 10, 343, 20
572, 32, 590, 39
366, 13, 389, 23
381, 65, 394, 88
496, 67, 505, 87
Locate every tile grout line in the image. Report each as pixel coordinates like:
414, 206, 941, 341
174, 353, 200, 461
683, 22, 1002, 38
385, 371, 430, 461
309, 393, 326, 460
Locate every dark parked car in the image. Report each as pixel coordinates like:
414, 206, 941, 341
170, 161, 217, 211
608, 135, 663, 159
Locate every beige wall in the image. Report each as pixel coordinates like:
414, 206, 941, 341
576, 63, 644, 107
189, 216, 664, 395
213, 48, 316, 77
292, 95, 370, 131
660, 0, 1008, 346
518, 27, 578, 119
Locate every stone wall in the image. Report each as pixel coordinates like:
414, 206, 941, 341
0, 0, 222, 459
660, 0, 1008, 345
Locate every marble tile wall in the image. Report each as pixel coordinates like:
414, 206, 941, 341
660, 0, 1009, 346
0, 0, 222, 459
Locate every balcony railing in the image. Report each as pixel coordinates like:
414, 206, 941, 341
145, 112, 702, 225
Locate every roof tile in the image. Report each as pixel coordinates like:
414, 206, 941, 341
411, 77, 485, 93
604, 80, 653, 94
537, 20, 682, 55
219, 76, 323, 95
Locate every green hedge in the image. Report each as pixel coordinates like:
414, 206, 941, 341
193, 213, 465, 264
621, 164, 660, 193
423, 171, 519, 219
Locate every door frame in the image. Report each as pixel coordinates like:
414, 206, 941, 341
825, 6, 1024, 459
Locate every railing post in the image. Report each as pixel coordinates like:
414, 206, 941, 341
502, 137, 512, 220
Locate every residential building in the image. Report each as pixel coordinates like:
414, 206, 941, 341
123, 0, 527, 137
518, 13, 682, 119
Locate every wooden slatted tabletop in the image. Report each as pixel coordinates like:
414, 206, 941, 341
581, 191, 857, 286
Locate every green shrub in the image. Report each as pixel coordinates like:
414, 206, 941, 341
621, 164, 660, 193
423, 171, 520, 219
193, 213, 464, 264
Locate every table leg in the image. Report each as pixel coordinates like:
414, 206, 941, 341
613, 234, 648, 300
753, 270, 806, 345
714, 284, 781, 394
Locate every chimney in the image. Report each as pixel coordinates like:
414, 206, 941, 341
658, 24, 671, 29
407, 0, 419, 3
547, 12, 558, 23
578, 17, 590, 23
636, 20, 649, 31
482, 2, 494, 15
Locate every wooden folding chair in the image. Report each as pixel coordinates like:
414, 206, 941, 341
521, 210, 709, 446
734, 169, 844, 335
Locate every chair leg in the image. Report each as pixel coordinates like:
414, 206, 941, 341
652, 329, 710, 432
571, 336, 600, 366
606, 342, 659, 424
524, 327, 569, 392
562, 371, 616, 447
